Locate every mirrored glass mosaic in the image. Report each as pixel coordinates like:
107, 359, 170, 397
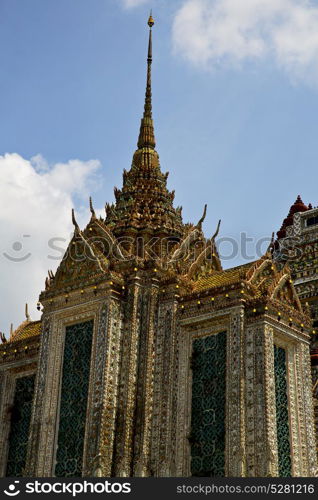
6, 374, 35, 477
274, 345, 292, 477
191, 332, 226, 477
55, 320, 94, 477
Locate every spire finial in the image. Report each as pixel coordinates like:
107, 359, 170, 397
148, 10, 154, 28
266, 232, 275, 255
89, 196, 96, 219
137, 14, 156, 149
197, 204, 207, 230
72, 208, 80, 231
25, 303, 30, 321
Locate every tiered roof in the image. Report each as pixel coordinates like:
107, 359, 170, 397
105, 15, 183, 239
10, 320, 41, 341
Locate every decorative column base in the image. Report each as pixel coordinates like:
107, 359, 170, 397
134, 455, 150, 477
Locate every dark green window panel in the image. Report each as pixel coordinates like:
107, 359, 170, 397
191, 332, 226, 477
55, 320, 94, 477
6, 374, 35, 477
274, 345, 292, 477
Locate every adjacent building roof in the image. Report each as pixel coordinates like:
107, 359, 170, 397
277, 195, 309, 239
193, 262, 253, 292
10, 320, 41, 342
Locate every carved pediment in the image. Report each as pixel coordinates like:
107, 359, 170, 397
270, 274, 303, 311
246, 255, 302, 310
47, 232, 109, 292
247, 258, 275, 287
166, 218, 222, 280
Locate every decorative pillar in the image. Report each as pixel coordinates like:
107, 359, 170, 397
226, 308, 245, 476
134, 279, 159, 476
295, 343, 309, 475
285, 345, 302, 476
244, 323, 257, 476
174, 321, 191, 477
150, 295, 178, 476
84, 297, 123, 477
0, 372, 11, 476
263, 324, 279, 477
114, 277, 141, 476
25, 316, 52, 476
300, 343, 318, 476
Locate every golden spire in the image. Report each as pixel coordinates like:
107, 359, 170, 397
137, 13, 156, 149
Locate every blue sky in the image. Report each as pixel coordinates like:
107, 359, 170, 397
1, 0, 318, 332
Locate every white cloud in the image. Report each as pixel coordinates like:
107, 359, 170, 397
121, 0, 149, 9
172, 0, 318, 84
0, 153, 101, 336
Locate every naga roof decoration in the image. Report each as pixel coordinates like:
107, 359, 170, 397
40, 200, 222, 298
43, 212, 111, 294
192, 247, 305, 317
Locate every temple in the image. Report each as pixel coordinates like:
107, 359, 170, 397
0, 17, 317, 478
276, 196, 318, 460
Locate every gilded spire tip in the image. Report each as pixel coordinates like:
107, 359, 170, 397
148, 11, 154, 28
137, 10, 156, 149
